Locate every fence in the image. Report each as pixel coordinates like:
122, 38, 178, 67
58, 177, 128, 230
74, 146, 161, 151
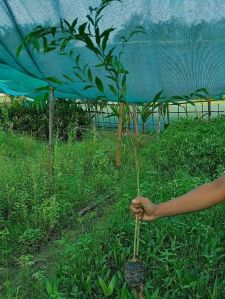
79, 99, 225, 131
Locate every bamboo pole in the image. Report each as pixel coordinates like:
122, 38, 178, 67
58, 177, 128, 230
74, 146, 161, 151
49, 87, 55, 176
116, 102, 124, 167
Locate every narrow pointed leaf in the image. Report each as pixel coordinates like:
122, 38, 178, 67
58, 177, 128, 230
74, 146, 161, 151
63, 74, 74, 82
108, 276, 116, 295
98, 277, 108, 297
16, 44, 23, 58
46, 76, 63, 85
154, 90, 163, 101
88, 68, 93, 82
83, 85, 94, 90
95, 76, 104, 92
108, 84, 117, 95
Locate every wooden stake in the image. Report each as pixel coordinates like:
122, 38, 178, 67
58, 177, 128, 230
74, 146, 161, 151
208, 98, 211, 121
116, 102, 124, 167
49, 87, 55, 176
157, 104, 162, 134
132, 104, 139, 137
167, 103, 170, 125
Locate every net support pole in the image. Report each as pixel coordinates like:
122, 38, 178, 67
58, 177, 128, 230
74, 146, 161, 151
116, 102, 124, 167
49, 87, 55, 176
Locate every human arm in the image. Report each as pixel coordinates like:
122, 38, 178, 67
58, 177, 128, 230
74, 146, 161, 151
130, 175, 225, 221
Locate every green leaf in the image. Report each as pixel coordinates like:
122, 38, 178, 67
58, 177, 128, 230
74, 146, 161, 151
86, 15, 95, 26
96, 15, 103, 25
70, 18, 78, 33
196, 87, 208, 94
79, 22, 88, 34
98, 277, 108, 297
186, 100, 196, 107
95, 63, 105, 68
73, 66, 81, 71
74, 72, 84, 81
46, 76, 63, 85
63, 74, 74, 82
60, 18, 64, 30
129, 30, 145, 38
192, 93, 207, 99
51, 27, 57, 37
45, 281, 53, 296
43, 92, 49, 102
96, 2, 115, 18
45, 46, 57, 53
63, 19, 71, 29
95, 76, 104, 92
122, 74, 127, 96
32, 39, 40, 52
108, 276, 116, 295
95, 26, 101, 45
153, 90, 163, 101
83, 85, 94, 90
42, 36, 48, 51
122, 74, 126, 88
87, 68, 93, 82
84, 35, 101, 56
60, 38, 69, 52
114, 57, 124, 73
152, 288, 160, 299
108, 84, 117, 95
35, 85, 50, 92
135, 25, 144, 30
101, 28, 115, 51
83, 63, 89, 75
171, 95, 182, 100
76, 55, 81, 66
16, 44, 23, 58
106, 75, 116, 82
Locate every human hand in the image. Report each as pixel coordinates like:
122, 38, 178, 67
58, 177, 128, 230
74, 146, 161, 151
130, 196, 158, 221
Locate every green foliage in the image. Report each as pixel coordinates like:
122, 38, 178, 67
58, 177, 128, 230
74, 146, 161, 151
143, 117, 225, 179
98, 275, 116, 297
1, 117, 225, 298
0, 130, 118, 269
105, 102, 131, 130
0, 98, 93, 141
17, 0, 145, 103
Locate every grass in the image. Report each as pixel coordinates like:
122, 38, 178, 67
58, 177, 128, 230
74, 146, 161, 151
0, 117, 225, 298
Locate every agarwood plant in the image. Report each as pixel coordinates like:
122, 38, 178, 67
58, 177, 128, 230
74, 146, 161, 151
17, 0, 145, 165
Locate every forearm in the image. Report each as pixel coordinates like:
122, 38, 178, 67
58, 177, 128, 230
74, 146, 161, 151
154, 175, 225, 218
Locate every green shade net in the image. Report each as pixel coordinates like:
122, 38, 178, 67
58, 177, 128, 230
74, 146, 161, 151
1, 0, 225, 102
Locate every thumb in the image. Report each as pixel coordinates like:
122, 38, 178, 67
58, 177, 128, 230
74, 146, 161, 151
132, 197, 142, 207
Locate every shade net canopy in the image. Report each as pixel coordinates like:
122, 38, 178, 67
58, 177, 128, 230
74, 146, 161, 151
1, 0, 225, 103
